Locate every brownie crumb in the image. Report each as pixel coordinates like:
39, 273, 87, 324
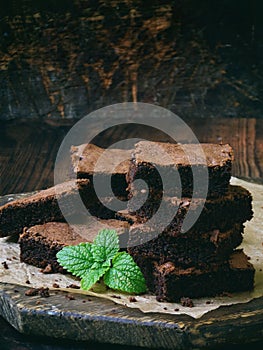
65, 294, 75, 300
111, 295, 122, 299
52, 283, 60, 288
1, 261, 9, 269
25, 288, 39, 297
39, 287, 50, 298
180, 297, 194, 308
41, 264, 53, 274
67, 284, 80, 289
128, 296, 137, 302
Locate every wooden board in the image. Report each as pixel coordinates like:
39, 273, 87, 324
1, 282, 263, 349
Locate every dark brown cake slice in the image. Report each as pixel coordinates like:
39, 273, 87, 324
71, 143, 131, 199
127, 141, 234, 198
19, 220, 130, 273
128, 185, 253, 234
0, 179, 91, 237
0, 179, 132, 238
154, 250, 255, 302
128, 223, 244, 268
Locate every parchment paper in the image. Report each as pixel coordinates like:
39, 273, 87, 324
1, 177, 262, 319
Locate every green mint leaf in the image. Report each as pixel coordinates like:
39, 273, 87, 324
103, 252, 147, 294
56, 243, 94, 278
81, 265, 109, 291
57, 229, 147, 295
91, 229, 119, 266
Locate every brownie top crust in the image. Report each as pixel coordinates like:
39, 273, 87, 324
21, 222, 84, 246
133, 141, 234, 167
71, 143, 132, 175
20, 219, 130, 246
0, 179, 91, 210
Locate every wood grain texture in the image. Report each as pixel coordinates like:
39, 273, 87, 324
0, 120, 73, 195
0, 1, 262, 120
187, 118, 263, 183
1, 282, 263, 349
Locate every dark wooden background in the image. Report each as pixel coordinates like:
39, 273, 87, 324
0, 0, 262, 120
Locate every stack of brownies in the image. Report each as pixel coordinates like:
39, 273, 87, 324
126, 141, 255, 301
0, 141, 255, 302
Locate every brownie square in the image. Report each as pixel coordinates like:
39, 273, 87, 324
0, 179, 133, 238
0, 179, 94, 237
154, 250, 255, 302
19, 220, 130, 272
128, 223, 244, 267
71, 143, 131, 199
132, 250, 255, 301
127, 141, 234, 198
128, 185, 253, 234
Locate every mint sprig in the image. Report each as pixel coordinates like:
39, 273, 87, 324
56, 229, 147, 294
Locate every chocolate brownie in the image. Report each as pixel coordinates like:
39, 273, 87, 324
71, 143, 131, 199
0, 180, 132, 238
154, 250, 255, 302
0, 180, 93, 237
19, 220, 130, 272
128, 185, 253, 234
127, 141, 234, 198
128, 223, 244, 267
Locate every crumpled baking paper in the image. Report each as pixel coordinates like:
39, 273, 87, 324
0, 177, 262, 319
